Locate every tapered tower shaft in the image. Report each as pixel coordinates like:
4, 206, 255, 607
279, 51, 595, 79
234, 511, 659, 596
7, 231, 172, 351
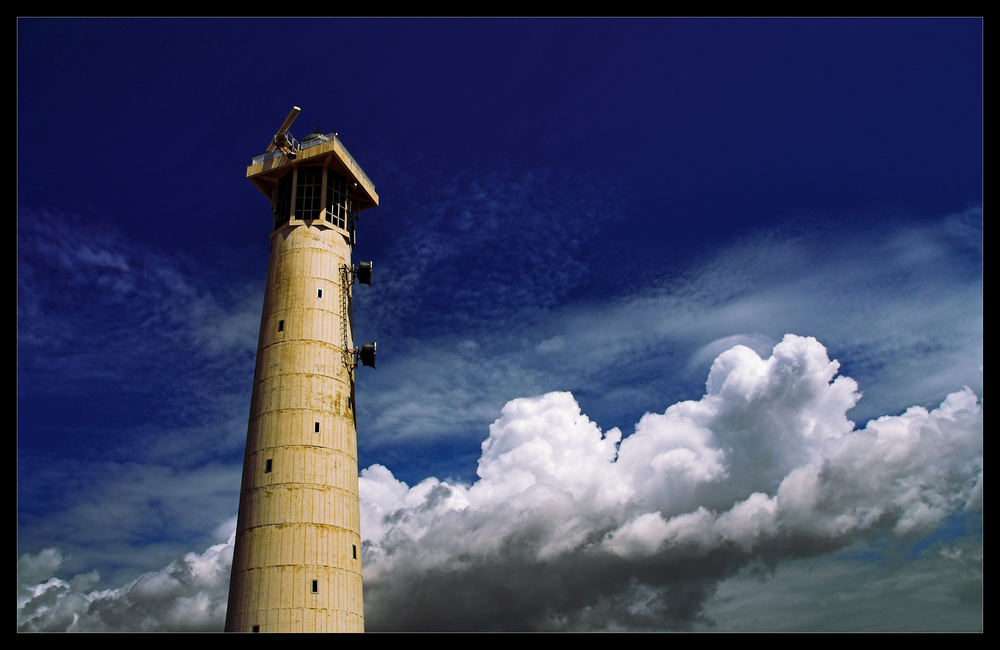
226, 119, 378, 633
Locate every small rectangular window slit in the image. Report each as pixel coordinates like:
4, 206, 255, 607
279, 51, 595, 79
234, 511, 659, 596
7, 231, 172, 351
265, 459, 272, 473
317, 288, 323, 298
352, 544, 357, 560
311, 579, 318, 594
277, 319, 284, 332
314, 421, 320, 433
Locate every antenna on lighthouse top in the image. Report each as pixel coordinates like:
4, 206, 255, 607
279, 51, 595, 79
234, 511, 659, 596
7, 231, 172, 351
266, 106, 301, 158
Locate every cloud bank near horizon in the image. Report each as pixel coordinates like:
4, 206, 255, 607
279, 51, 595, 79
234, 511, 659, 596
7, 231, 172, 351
17, 335, 982, 632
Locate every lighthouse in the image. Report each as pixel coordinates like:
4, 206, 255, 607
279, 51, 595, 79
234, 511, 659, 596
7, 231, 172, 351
225, 107, 377, 633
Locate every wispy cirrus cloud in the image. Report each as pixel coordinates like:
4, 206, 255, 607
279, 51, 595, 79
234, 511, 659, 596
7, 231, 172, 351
17, 454, 242, 586
17, 209, 258, 583
17, 208, 261, 424
356, 202, 982, 474
353, 164, 624, 342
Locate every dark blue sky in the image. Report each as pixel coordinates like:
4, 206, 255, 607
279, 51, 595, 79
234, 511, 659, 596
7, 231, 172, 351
18, 19, 981, 235
17, 18, 982, 632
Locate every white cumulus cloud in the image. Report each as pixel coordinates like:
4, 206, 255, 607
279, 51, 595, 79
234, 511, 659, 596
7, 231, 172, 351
16, 335, 981, 632
17, 518, 236, 632
359, 335, 981, 630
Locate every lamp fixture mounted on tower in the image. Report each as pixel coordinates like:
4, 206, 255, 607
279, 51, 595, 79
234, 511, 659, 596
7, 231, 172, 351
342, 261, 376, 370
350, 260, 374, 286
349, 341, 377, 370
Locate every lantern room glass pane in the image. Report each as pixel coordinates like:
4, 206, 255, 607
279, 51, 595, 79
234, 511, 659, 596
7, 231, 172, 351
325, 171, 350, 230
272, 171, 292, 230
295, 167, 323, 221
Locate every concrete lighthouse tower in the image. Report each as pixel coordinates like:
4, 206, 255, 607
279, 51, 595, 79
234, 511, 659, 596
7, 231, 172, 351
226, 107, 378, 633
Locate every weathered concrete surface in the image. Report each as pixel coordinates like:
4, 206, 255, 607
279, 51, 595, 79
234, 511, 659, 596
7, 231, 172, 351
226, 220, 364, 633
